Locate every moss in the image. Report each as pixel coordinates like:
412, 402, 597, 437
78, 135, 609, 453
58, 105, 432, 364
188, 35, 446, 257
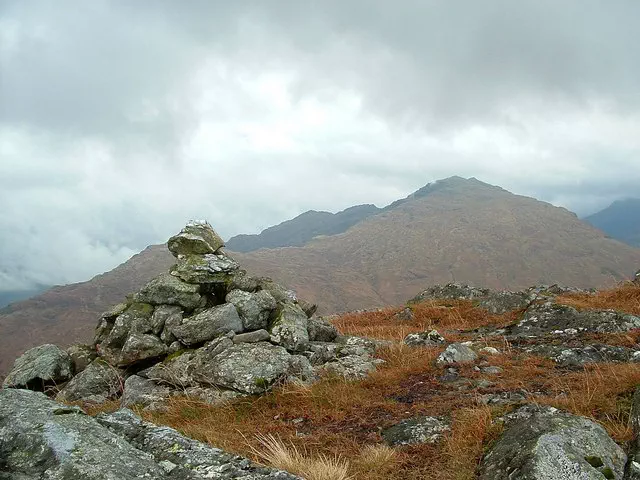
601, 467, 615, 479
126, 302, 154, 318
254, 377, 270, 391
164, 349, 193, 362
584, 456, 604, 468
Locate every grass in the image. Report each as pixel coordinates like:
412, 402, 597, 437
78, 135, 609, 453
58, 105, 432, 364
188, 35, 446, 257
557, 282, 640, 316
84, 289, 640, 479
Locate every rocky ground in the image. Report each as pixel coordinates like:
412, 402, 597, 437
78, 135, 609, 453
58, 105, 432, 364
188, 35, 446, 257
2, 222, 640, 479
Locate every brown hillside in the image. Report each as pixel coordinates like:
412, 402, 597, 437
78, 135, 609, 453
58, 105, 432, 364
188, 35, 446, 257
2, 177, 640, 375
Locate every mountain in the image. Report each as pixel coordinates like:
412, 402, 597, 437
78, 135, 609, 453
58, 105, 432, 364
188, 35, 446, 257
584, 198, 640, 247
2, 176, 640, 375
226, 204, 380, 252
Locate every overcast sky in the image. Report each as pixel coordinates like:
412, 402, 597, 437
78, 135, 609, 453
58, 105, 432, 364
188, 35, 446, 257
1, 0, 639, 292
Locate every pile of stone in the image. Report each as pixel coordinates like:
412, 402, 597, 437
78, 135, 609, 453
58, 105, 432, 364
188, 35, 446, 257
3, 222, 383, 409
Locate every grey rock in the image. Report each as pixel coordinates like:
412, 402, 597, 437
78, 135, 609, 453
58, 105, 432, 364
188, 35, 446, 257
481, 366, 503, 375
157, 305, 184, 344
145, 350, 197, 388
307, 317, 339, 342
410, 283, 532, 314
479, 405, 626, 480
436, 343, 478, 365
66, 344, 97, 374
393, 307, 414, 321
172, 303, 243, 346
511, 301, 640, 337
318, 355, 379, 380
382, 416, 450, 446
259, 278, 298, 303
93, 303, 128, 344
226, 289, 277, 331
229, 271, 261, 292
182, 386, 244, 405
134, 273, 202, 310
404, 329, 446, 347
3, 344, 73, 390
167, 221, 225, 257
480, 346, 501, 355
119, 333, 167, 366
525, 343, 640, 367
269, 302, 309, 352
298, 298, 318, 318
99, 302, 155, 350
301, 341, 341, 365
233, 329, 271, 343
0, 388, 299, 479
56, 360, 123, 403
479, 391, 527, 406
171, 253, 239, 284
121, 375, 172, 410
96, 408, 300, 479
192, 341, 311, 394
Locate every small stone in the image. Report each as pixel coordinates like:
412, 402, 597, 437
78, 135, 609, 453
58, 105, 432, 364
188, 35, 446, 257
481, 366, 503, 375
233, 329, 271, 343
480, 346, 500, 355
382, 416, 450, 446
393, 307, 414, 321
404, 329, 445, 347
436, 343, 478, 365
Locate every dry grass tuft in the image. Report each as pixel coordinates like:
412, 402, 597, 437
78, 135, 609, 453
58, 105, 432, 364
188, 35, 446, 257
557, 282, 640, 315
253, 434, 352, 480
352, 444, 399, 478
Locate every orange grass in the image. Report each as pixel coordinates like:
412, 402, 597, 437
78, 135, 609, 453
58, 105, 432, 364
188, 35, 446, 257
557, 282, 640, 316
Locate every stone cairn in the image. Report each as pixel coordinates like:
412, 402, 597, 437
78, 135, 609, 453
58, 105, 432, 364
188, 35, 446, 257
3, 222, 383, 409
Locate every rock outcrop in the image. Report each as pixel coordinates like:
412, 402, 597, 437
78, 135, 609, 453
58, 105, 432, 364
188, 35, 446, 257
0, 388, 300, 479
479, 405, 626, 480
3, 222, 382, 410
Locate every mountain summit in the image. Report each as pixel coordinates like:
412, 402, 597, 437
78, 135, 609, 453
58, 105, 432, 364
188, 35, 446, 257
1, 177, 639, 375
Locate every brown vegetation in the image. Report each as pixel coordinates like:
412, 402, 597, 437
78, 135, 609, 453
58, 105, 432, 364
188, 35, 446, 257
557, 281, 640, 316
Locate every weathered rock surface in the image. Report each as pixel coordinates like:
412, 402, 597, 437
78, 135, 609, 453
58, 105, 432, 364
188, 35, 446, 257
233, 329, 271, 343
119, 332, 168, 365
3, 344, 73, 389
226, 289, 277, 331
307, 317, 339, 342
167, 221, 225, 256
479, 405, 626, 480
171, 253, 240, 284
382, 416, 450, 446
0, 388, 299, 479
404, 329, 446, 347
66, 344, 97, 374
269, 302, 309, 352
56, 359, 123, 403
120, 375, 172, 410
437, 343, 478, 365
134, 272, 202, 310
393, 307, 415, 321
172, 303, 243, 346
510, 302, 640, 337
410, 283, 532, 314
525, 343, 640, 367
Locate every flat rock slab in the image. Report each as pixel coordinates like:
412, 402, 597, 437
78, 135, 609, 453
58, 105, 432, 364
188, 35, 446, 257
382, 416, 450, 446
479, 405, 626, 480
0, 388, 299, 480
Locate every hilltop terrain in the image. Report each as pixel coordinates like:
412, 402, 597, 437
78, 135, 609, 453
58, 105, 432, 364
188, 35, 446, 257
2, 177, 640, 376
1, 222, 640, 479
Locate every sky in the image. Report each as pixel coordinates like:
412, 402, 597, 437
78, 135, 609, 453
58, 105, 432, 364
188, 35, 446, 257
1, 0, 639, 292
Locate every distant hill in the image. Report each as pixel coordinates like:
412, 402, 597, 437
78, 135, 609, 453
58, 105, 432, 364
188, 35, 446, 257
2, 176, 640, 375
584, 198, 640, 247
226, 204, 380, 252
0, 286, 51, 310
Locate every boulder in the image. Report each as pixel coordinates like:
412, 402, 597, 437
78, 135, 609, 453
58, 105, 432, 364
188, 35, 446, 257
167, 221, 225, 256
319, 354, 380, 380
3, 344, 73, 390
134, 273, 202, 310
120, 375, 172, 410
436, 343, 478, 365
410, 283, 532, 314
56, 359, 123, 403
66, 344, 97, 374
171, 253, 239, 284
404, 329, 446, 347
259, 278, 298, 303
119, 333, 167, 366
233, 329, 271, 344
226, 289, 277, 331
98, 302, 155, 350
94, 302, 128, 344
479, 405, 626, 480
154, 304, 184, 343
393, 307, 414, 321
382, 416, 450, 446
192, 341, 312, 394
143, 349, 197, 388
525, 343, 640, 367
172, 303, 243, 346
0, 388, 299, 479
307, 317, 339, 342
269, 302, 309, 352
511, 302, 640, 337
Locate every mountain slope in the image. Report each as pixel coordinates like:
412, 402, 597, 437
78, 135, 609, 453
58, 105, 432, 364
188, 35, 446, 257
2, 176, 640, 375
226, 204, 380, 252
584, 198, 640, 247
